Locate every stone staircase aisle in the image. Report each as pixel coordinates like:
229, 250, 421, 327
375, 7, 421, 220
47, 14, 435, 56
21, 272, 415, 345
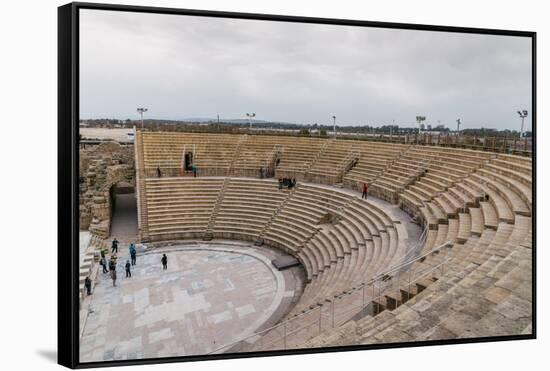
255, 185, 299, 245
228, 136, 248, 175
203, 178, 230, 240
303, 139, 334, 178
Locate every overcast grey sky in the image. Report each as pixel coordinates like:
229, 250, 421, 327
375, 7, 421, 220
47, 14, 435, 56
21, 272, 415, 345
80, 9, 532, 130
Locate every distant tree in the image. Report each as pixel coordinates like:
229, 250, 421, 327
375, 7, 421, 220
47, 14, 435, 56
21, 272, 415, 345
416, 115, 426, 132
320, 128, 328, 137
299, 128, 310, 136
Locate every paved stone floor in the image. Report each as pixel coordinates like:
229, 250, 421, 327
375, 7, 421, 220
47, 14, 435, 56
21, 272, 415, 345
80, 242, 303, 362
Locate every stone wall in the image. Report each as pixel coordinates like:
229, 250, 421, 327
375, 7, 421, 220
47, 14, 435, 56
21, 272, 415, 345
79, 142, 135, 237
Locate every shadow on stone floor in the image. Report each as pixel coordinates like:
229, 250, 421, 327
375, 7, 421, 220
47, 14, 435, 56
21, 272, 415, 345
36, 349, 57, 363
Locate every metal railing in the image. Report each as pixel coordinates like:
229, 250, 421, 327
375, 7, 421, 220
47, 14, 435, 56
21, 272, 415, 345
403, 223, 429, 263
208, 239, 454, 354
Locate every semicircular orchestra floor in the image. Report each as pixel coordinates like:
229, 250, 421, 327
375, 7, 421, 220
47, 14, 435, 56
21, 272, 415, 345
80, 241, 305, 362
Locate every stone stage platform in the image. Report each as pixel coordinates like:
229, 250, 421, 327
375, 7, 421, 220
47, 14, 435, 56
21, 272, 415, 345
79, 241, 305, 362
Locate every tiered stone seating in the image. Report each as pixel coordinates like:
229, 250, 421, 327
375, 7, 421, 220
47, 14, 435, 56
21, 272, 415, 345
275, 137, 327, 179
299, 154, 531, 349
306, 139, 354, 184
363, 218, 529, 343
280, 186, 404, 315
231, 136, 280, 177
394, 148, 495, 239
142, 175, 404, 324
141, 132, 240, 176
369, 148, 432, 203
135, 132, 531, 350
141, 131, 409, 186
474, 156, 532, 217
398, 147, 490, 209
343, 142, 406, 190
144, 178, 224, 240
143, 177, 403, 305
304, 215, 531, 348
210, 179, 288, 240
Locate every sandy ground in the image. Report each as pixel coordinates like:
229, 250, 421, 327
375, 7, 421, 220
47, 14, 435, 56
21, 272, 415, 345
81, 128, 134, 141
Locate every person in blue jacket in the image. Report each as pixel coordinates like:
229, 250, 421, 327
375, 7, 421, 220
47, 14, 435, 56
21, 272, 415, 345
129, 243, 137, 265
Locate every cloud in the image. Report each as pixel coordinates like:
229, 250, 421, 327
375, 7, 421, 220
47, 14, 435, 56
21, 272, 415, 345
80, 9, 532, 130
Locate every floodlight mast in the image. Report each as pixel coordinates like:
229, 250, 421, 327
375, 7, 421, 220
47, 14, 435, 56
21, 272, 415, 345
416, 115, 426, 143
517, 110, 528, 138
332, 115, 336, 138
137, 107, 148, 130
456, 118, 461, 133
246, 113, 256, 130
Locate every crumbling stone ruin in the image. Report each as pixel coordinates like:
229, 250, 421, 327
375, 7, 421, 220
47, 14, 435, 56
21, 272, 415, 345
79, 141, 135, 237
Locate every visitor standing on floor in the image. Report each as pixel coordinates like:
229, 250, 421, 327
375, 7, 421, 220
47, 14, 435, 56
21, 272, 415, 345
125, 260, 131, 278
111, 269, 117, 287
157, 165, 162, 178
101, 257, 108, 273
129, 243, 137, 265
192, 164, 197, 178
108, 258, 116, 272
362, 183, 368, 199
161, 254, 168, 270
84, 276, 92, 295
111, 238, 119, 254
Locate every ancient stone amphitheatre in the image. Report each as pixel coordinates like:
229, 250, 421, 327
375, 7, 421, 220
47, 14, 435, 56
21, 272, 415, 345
79, 129, 533, 361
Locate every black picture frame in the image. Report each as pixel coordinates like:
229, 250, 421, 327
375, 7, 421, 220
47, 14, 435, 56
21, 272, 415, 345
58, 2, 536, 368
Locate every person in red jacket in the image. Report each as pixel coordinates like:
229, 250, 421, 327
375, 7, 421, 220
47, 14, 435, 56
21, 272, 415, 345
362, 183, 368, 199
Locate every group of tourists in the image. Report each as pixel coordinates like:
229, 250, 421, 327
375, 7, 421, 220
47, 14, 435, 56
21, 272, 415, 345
84, 238, 170, 295
278, 177, 297, 190
100, 238, 132, 287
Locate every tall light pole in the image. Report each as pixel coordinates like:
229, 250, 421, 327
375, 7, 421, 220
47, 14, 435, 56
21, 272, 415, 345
517, 110, 528, 138
456, 118, 461, 134
416, 116, 426, 143
137, 107, 148, 130
332, 115, 336, 138
416, 116, 426, 133
246, 113, 256, 130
